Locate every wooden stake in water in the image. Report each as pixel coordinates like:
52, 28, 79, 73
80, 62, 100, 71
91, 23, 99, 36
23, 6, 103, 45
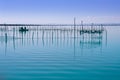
5, 33, 7, 44
74, 18, 76, 38
81, 21, 83, 31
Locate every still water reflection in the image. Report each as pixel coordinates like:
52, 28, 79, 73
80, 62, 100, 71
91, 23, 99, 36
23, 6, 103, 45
0, 27, 120, 80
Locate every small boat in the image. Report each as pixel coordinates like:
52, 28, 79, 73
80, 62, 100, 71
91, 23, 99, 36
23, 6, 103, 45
19, 27, 29, 32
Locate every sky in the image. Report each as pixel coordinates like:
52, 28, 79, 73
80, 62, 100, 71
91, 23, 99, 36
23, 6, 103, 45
0, 0, 120, 24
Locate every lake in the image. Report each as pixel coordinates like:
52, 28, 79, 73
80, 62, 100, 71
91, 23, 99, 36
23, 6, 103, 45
0, 26, 120, 80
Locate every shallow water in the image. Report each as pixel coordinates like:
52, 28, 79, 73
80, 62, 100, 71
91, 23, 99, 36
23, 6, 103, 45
0, 26, 120, 80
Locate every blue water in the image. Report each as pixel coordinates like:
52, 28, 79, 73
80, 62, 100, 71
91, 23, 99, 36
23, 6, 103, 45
0, 26, 120, 80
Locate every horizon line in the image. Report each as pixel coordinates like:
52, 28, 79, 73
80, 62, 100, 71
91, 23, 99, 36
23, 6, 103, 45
0, 23, 120, 26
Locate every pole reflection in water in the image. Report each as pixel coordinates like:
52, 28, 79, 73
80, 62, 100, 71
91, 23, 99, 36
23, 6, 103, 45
0, 27, 107, 57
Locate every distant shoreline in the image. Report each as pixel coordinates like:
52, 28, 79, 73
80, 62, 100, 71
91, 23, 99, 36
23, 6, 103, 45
0, 23, 120, 26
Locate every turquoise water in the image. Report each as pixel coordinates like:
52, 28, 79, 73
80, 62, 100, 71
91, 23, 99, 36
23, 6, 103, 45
0, 26, 120, 80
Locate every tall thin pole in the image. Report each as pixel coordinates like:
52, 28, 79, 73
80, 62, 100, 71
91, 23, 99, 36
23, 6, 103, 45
81, 20, 83, 31
74, 18, 76, 38
74, 18, 76, 58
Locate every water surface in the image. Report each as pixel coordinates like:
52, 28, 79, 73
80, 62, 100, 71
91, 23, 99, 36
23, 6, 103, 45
0, 26, 120, 80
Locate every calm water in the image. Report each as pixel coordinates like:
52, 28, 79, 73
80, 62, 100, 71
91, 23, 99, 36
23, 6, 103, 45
0, 26, 120, 80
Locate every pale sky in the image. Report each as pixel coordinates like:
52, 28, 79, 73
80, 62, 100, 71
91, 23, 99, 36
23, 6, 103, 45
0, 0, 120, 24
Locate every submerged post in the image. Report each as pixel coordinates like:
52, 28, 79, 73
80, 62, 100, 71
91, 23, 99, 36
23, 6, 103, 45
5, 33, 7, 44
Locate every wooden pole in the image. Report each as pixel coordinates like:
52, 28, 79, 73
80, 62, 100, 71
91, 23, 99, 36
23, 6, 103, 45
74, 18, 76, 38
